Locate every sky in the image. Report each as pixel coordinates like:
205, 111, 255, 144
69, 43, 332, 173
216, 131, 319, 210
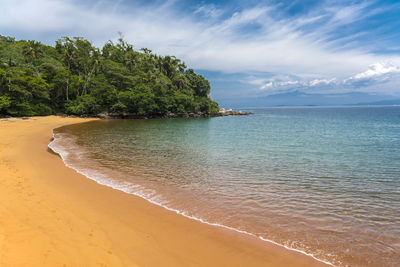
1, 0, 400, 106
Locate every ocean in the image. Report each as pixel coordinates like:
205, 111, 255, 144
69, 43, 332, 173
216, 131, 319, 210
49, 106, 400, 266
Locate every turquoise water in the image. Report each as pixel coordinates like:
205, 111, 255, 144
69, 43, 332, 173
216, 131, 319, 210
50, 106, 400, 266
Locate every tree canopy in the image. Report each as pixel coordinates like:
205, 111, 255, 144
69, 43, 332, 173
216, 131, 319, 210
0, 35, 219, 117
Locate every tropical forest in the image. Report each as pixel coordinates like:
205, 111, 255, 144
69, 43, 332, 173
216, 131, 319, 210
0, 35, 219, 117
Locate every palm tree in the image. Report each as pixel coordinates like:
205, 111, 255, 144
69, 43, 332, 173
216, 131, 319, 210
22, 41, 43, 76
56, 37, 77, 73
22, 40, 43, 63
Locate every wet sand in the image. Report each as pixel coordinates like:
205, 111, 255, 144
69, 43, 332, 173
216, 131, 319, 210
0, 116, 328, 266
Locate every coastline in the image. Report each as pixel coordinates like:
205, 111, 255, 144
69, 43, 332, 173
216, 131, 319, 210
0, 116, 327, 266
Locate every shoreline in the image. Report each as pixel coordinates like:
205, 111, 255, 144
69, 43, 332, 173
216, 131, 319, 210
0, 109, 252, 121
49, 124, 333, 266
0, 116, 327, 266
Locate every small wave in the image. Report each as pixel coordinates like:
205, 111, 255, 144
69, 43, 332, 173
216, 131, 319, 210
48, 129, 335, 267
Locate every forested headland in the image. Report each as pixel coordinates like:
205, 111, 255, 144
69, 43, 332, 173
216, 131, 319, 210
0, 35, 220, 117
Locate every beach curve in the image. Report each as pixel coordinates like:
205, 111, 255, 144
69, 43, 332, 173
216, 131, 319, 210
0, 116, 328, 267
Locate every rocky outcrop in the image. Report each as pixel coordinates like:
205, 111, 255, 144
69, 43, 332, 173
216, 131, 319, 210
218, 108, 252, 116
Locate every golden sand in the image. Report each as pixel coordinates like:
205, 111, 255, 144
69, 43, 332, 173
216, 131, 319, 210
0, 116, 327, 266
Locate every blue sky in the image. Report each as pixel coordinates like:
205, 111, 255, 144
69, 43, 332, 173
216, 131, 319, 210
1, 0, 400, 106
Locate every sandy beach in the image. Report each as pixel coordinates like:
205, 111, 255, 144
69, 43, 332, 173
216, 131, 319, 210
0, 116, 327, 267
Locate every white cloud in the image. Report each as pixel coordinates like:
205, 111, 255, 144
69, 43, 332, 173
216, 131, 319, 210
194, 4, 224, 19
260, 82, 274, 90
352, 62, 400, 80
327, 1, 372, 25
280, 80, 299, 86
259, 79, 302, 91
309, 78, 336, 86
247, 78, 269, 86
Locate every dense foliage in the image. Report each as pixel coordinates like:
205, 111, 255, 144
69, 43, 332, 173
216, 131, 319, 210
0, 35, 219, 116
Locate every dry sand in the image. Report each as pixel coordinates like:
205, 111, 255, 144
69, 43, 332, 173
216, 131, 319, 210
0, 116, 328, 266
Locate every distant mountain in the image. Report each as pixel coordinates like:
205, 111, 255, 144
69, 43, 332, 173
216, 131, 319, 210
356, 99, 400, 106
217, 91, 396, 108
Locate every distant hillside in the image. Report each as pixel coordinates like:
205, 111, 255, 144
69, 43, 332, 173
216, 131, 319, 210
218, 91, 396, 108
356, 99, 400, 106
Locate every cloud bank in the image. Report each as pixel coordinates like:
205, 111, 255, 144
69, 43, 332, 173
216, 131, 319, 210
251, 63, 400, 95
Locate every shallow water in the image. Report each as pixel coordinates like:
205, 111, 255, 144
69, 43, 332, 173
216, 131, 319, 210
50, 106, 400, 266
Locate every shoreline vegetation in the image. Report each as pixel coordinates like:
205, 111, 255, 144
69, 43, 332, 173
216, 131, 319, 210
0, 116, 327, 266
0, 35, 222, 118
95, 107, 252, 119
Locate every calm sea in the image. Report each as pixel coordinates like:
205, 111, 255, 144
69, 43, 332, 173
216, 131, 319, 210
49, 106, 400, 266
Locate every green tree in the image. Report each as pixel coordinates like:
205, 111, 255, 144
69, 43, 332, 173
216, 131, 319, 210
65, 94, 99, 115
0, 96, 11, 112
22, 40, 43, 64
